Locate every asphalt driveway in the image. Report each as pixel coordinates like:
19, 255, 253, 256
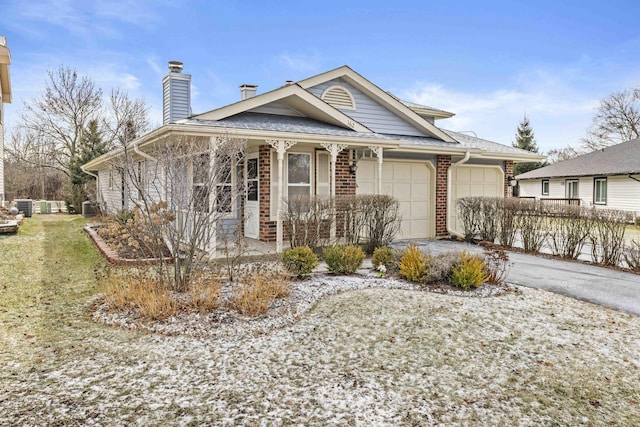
392, 240, 640, 316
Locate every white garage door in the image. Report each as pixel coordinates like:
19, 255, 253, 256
356, 160, 433, 239
449, 165, 503, 235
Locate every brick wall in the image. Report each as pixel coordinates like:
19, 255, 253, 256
258, 145, 276, 242
435, 155, 451, 237
335, 150, 356, 237
504, 160, 514, 198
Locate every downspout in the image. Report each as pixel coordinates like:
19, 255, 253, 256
446, 151, 471, 238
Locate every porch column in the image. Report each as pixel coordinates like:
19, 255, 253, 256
368, 146, 384, 194
320, 142, 348, 241
266, 139, 297, 253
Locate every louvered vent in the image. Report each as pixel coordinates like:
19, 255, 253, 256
321, 86, 355, 109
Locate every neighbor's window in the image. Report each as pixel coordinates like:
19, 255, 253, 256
541, 179, 549, 196
287, 153, 311, 199
594, 177, 607, 205
566, 179, 579, 199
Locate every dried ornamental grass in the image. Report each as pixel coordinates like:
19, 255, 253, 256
229, 270, 291, 316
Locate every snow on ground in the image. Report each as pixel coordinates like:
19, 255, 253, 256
1, 275, 639, 425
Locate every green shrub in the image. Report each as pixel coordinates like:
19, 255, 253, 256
372, 246, 394, 269
399, 244, 429, 282
282, 246, 319, 277
323, 245, 365, 274
450, 252, 490, 289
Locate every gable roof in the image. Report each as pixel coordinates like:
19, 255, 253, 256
193, 82, 372, 133
296, 66, 456, 142
517, 138, 640, 179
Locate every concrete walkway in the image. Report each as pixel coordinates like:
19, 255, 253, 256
392, 240, 640, 316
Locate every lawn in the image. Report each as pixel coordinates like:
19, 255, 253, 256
1, 215, 639, 425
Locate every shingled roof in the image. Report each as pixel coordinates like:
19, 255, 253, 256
517, 139, 640, 179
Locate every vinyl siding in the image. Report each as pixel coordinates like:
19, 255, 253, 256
519, 176, 640, 215
163, 76, 191, 124
307, 78, 428, 137
248, 101, 303, 116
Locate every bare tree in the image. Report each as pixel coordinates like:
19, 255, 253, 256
103, 88, 150, 148
545, 144, 582, 164
582, 88, 640, 151
115, 134, 247, 292
18, 66, 103, 175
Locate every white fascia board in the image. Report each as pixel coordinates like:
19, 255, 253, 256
193, 83, 371, 133
296, 66, 456, 143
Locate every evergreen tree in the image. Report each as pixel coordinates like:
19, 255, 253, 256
67, 119, 108, 212
512, 114, 542, 176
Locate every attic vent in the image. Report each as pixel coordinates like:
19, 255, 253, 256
321, 85, 356, 110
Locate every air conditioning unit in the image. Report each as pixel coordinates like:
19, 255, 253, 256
15, 199, 33, 217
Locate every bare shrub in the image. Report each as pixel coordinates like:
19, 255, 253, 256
515, 199, 549, 253
456, 197, 482, 242
480, 241, 510, 285
478, 197, 500, 242
229, 267, 291, 316
342, 195, 401, 254
590, 209, 631, 266
283, 194, 333, 249
548, 205, 592, 259
498, 198, 519, 247
624, 240, 640, 272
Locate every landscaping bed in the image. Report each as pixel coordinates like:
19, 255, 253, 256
2, 215, 638, 425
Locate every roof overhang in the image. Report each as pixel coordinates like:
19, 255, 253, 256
296, 66, 457, 142
193, 83, 371, 133
0, 44, 11, 103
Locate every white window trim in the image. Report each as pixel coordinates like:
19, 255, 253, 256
593, 177, 607, 205
541, 179, 549, 196
270, 148, 315, 221
565, 179, 579, 199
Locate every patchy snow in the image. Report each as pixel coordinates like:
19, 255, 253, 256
93, 271, 513, 338
1, 277, 639, 425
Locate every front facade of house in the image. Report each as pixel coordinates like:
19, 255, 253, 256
517, 139, 640, 217
83, 63, 542, 253
0, 36, 12, 204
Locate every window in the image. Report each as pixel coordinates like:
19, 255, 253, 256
566, 180, 579, 199
541, 179, 549, 196
214, 155, 234, 214
193, 154, 210, 212
594, 177, 607, 205
246, 157, 258, 202
287, 153, 311, 199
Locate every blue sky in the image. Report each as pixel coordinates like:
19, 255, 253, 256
2, 0, 639, 153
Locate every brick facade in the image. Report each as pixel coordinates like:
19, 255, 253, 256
435, 155, 451, 237
258, 145, 276, 242
504, 160, 514, 198
256, 146, 357, 242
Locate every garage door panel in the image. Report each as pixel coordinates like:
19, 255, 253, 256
450, 166, 503, 236
357, 160, 433, 238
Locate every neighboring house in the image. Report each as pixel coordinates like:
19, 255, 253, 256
516, 138, 640, 217
0, 36, 11, 205
83, 63, 542, 253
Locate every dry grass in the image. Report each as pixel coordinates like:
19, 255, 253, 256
229, 269, 290, 316
101, 270, 177, 320
188, 273, 222, 313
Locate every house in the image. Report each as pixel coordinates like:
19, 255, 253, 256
82, 63, 543, 254
0, 36, 11, 205
516, 139, 640, 217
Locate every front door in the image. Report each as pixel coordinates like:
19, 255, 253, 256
244, 153, 260, 239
